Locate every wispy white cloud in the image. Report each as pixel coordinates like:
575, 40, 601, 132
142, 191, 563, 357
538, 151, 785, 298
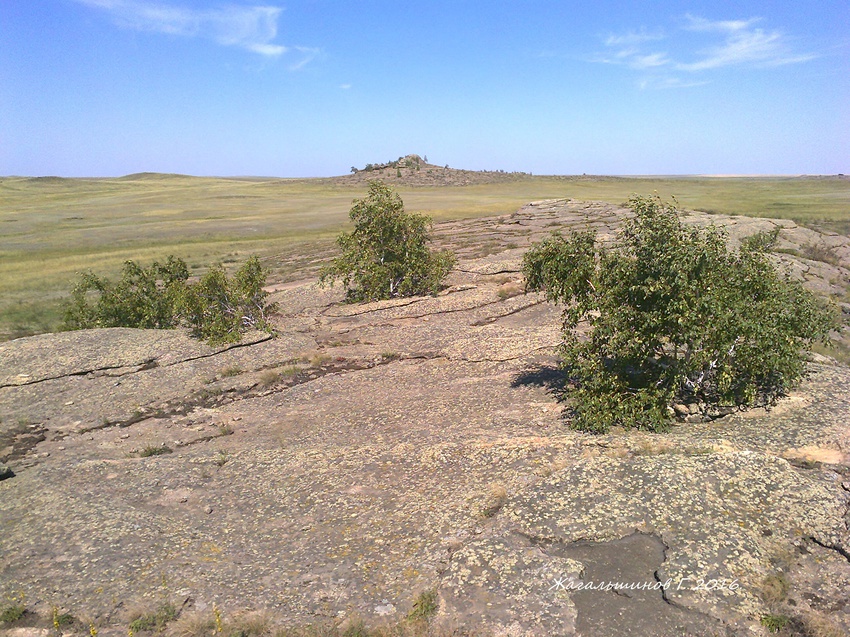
677, 14, 817, 70
598, 14, 816, 88
76, 0, 313, 60
597, 28, 669, 71
593, 48, 671, 71
631, 52, 670, 69
604, 28, 664, 47
638, 76, 710, 90
288, 46, 320, 70
683, 15, 759, 34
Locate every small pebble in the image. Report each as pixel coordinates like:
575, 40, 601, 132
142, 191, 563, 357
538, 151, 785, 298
205, 506, 213, 514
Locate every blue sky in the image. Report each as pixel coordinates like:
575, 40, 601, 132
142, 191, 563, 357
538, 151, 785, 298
1, 1, 848, 177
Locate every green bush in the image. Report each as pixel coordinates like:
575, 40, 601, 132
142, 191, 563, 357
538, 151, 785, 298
180, 256, 277, 344
523, 194, 834, 432
63, 255, 188, 330
63, 255, 277, 345
319, 181, 456, 302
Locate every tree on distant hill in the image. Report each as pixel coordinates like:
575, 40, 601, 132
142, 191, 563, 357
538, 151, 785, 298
319, 181, 456, 302
523, 194, 835, 432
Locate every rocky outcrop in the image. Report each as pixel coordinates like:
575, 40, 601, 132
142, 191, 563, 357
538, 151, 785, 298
1, 201, 848, 636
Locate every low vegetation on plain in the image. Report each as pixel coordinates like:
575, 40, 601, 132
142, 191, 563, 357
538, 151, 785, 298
1, 171, 847, 339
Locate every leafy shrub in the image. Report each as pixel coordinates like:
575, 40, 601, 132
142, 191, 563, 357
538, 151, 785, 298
740, 226, 780, 252
63, 255, 276, 344
180, 256, 277, 344
523, 194, 834, 432
63, 256, 188, 330
319, 181, 456, 302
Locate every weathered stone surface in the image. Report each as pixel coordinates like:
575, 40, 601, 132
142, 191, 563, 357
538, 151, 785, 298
437, 533, 582, 636
505, 452, 847, 625
1, 200, 849, 636
0, 328, 267, 387
0, 328, 314, 445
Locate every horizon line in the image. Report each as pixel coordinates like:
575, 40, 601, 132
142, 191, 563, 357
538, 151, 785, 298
2, 172, 846, 181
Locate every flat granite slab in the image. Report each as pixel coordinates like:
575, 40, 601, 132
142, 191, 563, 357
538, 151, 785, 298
1, 201, 849, 637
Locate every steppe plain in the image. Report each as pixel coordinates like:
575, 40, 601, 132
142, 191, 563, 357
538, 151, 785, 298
1, 162, 849, 340
1, 161, 850, 636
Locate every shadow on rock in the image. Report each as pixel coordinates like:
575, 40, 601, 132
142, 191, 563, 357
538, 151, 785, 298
511, 364, 566, 394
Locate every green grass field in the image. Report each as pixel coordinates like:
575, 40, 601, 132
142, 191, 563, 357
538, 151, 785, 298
1, 172, 848, 340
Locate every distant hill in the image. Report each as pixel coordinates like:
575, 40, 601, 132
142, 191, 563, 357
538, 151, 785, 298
116, 172, 193, 181
331, 153, 534, 186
